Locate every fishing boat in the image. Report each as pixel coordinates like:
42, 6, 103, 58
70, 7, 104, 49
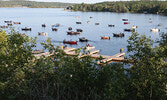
67, 31, 81, 35
101, 36, 110, 40
124, 22, 130, 24
38, 32, 48, 36
150, 28, 160, 32
22, 27, 31, 31
52, 28, 57, 31
108, 24, 115, 27
79, 37, 88, 42
76, 29, 83, 32
14, 22, 21, 24
122, 19, 128, 21
63, 40, 78, 45
76, 22, 81, 24
113, 33, 124, 37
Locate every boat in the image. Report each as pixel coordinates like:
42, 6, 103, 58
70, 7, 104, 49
76, 22, 81, 24
7, 23, 12, 26
79, 37, 88, 42
113, 33, 124, 37
124, 28, 135, 32
108, 24, 115, 27
87, 21, 90, 23
90, 16, 93, 18
131, 25, 138, 29
68, 27, 72, 30
122, 19, 128, 21
149, 20, 152, 23
52, 24, 60, 27
124, 22, 130, 24
101, 36, 110, 40
150, 28, 160, 32
42, 24, 46, 27
63, 40, 78, 45
22, 27, 31, 31
0, 25, 8, 28
158, 23, 162, 26
52, 28, 58, 31
85, 46, 95, 51
67, 31, 81, 35
4, 20, 12, 23
14, 22, 21, 24
95, 23, 100, 25
38, 32, 48, 36
76, 29, 83, 32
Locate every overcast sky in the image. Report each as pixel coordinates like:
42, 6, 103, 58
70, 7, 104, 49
29, 0, 130, 4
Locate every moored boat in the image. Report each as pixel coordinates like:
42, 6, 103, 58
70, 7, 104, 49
7, 23, 12, 26
68, 27, 72, 30
67, 31, 81, 35
95, 23, 100, 25
22, 27, 31, 31
63, 40, 78, 45
14, 22, 21, 24
38, 32, 48, 36
52, 28, 58, 31
4, 20, 12, 23
124, 22, 130, 24
131, 25, 138, 29
150, 28, 160, 32
79, 37, 88, 42
113, 33, 124, 37
42, 24, 46, 27
101, 36, 110, 40
122, 19, 128, 21
108, 24, 115, 27
124, 28, 135, 32
76, 29, 83, 32
76, 22, 81, 24
0, 25, 8, 28
52, 24, 60, 27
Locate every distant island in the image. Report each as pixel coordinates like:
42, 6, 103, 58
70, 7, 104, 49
72, 1, 167, 16
0, 0, 75, 8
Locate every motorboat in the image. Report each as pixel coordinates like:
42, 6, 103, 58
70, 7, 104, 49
113, 33, 124, 37
150, 28, 160, 32
22, 27, 31, 31
63, 40, 78, 45
79, 37, 88, 42
101, 36, 110, 40
67, 31, 81, 35
38, 32, 48, 36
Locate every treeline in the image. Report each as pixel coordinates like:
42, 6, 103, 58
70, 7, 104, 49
0, 29, 167, 99
73, 1, 167, 15
0, 0, 74, 8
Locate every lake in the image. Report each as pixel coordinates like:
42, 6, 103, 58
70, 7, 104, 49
0, 8, 167, 57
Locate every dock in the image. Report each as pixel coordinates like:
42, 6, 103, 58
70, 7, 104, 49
33, 46, 125, 64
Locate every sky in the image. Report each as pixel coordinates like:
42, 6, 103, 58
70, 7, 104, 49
29, 0, 129, 4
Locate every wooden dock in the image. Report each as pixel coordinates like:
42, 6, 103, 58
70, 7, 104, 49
33, 46, 125, 64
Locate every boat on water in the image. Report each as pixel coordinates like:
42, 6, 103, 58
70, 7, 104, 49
90, 16, 93, 18
108, 24, 115, 27
76, 29, 83, 32
124, 28, 135, 32
76, 22, 81, 24
149, 20, 152, 23
67, 31, 81, 35
122, 19, 128, 21
124, 22, 130, 24
22, 27, 31, 31
68, 27, 72, 30
52, 28, 58, 31
31, 49, 44, 54
158, 23, 162, 26
63, 40, 78, 45
7, 23, 12, 26
52, 24, 60, 27
38, 32, 48, 36
85, 46, 95, 51
79, 37, 88, 42
113, 33, 124, 37
4, 20, 12, 23
42, 24, 46, 27
150, 28, 160, 32
95, 23, 100, 25
101, 36, 110, 40
14, 22, 21, 24
0, 25, 8, 28
131, 25, 138, 29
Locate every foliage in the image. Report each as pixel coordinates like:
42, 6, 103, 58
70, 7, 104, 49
73, 1, 167, 15
0, 30, 166, 99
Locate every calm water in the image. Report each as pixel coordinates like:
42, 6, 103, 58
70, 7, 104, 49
1, 8, 167, 56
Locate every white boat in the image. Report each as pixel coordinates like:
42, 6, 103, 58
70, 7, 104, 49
131, 25, 138, 29
85, 46, 95, 51
38, 32, 48, 36
150, 28, 160, 32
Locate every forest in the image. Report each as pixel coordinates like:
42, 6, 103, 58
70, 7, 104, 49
0, 29, 167, 99
0, 0, 74, 8
73, 1, 167, 15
